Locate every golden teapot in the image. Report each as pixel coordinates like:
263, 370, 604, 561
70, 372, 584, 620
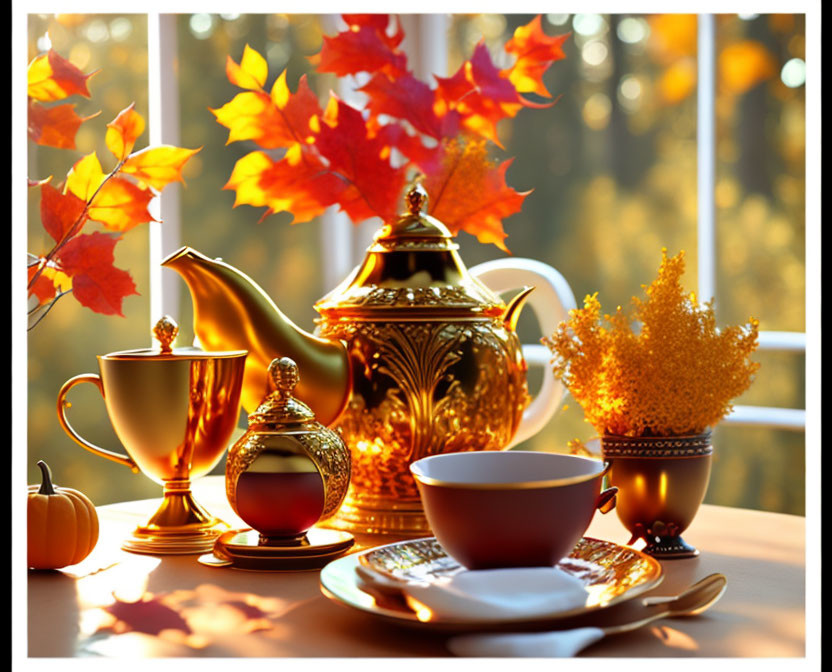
162, 185, 575, 535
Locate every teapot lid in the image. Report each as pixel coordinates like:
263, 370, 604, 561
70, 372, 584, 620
100, 316, 247, 361
314, 184, 506, 318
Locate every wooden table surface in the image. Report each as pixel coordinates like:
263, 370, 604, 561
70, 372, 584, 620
26, 476, 807, 660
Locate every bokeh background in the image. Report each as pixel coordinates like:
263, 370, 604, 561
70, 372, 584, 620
27, 13, 806, 515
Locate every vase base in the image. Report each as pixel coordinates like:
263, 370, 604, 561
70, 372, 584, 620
642, 535, 700, 559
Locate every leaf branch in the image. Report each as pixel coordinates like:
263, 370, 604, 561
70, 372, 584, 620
27, 156, 126, 292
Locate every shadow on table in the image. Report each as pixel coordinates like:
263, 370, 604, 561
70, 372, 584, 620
28, 569, 81, 657
47, 545, 804, 658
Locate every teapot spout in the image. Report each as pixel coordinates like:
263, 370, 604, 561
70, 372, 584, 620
162, 246, 351, 426
502, 286, 535, 332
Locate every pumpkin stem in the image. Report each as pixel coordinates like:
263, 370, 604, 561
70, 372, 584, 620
36, 460, 56, 495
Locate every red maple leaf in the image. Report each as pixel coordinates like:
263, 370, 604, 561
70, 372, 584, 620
341, 14, 392, 31
359, 71, 459, 140
214, 15, 568, 252
310, 18, 407, 78
56, 232, 138, 316
436, 40, 553, 146
314, 98, 407, 222
39, 183, 87, 243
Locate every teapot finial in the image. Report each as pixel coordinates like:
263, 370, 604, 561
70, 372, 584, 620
406, 183, 428, 215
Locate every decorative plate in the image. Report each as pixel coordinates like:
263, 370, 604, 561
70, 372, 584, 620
320, 536, 663, 631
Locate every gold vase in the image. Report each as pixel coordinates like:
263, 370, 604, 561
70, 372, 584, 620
601, 432, 713, 559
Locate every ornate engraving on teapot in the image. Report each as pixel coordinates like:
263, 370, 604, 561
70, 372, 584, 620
320, 317, 530, 524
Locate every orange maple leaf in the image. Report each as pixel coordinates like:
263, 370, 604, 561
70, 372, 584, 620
28, 100, 99, 149
212, 68, 321, 149
28, 257, 71, 305
64, 151, 157, 231
27, 49, 97, 102
423, 138, 529, 252
503, 15, 569, 97
88, 177, 157, 231
224, 148, 342, 224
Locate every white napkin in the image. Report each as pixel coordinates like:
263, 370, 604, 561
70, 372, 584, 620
448, 627, 606, 657
399, 566, 588, 622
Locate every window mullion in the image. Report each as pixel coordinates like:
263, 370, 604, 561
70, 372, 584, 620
147, 13, 182, 337
697, 13, 716, 307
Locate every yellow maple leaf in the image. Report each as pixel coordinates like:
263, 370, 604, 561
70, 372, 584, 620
65, 152, 106, 202
226, 44, 268, 91
121, 145, 201, 191
106, 103, 146, 162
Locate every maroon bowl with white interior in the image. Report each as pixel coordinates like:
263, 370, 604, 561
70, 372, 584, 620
410, 451, 617, 569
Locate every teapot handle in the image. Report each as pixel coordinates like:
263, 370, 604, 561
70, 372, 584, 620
469, 258, 577, 448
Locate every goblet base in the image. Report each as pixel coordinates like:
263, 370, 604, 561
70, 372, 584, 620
121, 482, 229, 555
122, 526, 228, 555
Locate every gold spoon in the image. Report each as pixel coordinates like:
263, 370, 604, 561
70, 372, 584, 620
448, 573, 728, 657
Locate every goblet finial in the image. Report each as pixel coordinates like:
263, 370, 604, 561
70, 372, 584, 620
153, 315, 179, 354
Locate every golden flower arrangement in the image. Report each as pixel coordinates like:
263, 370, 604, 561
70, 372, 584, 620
543, 249, 760, 438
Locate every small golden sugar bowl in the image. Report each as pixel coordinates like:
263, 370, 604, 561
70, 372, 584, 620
225, 357, 351, 543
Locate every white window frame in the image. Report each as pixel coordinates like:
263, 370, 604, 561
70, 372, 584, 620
696, 14, 805, 432
146, 12, 806, 432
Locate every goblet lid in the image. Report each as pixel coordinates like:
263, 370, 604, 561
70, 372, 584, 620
100, 315, 248, 361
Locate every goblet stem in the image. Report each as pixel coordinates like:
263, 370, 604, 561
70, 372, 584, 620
143, 479, 224, 532
122, 480, 230, 555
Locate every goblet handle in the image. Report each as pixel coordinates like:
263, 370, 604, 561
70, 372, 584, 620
56, 374, 139, 472
470, 258, 577, 447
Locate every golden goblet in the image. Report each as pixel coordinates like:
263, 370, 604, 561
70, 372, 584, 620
56, 316, 247, 555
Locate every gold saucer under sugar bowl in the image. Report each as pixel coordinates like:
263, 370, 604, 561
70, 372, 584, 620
200, 357, 353, 570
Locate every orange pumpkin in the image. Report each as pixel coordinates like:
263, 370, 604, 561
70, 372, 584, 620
28, 460, 99, 570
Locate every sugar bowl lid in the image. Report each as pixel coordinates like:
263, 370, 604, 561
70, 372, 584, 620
247, 357, 317, 428
100, 316, 247, 361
